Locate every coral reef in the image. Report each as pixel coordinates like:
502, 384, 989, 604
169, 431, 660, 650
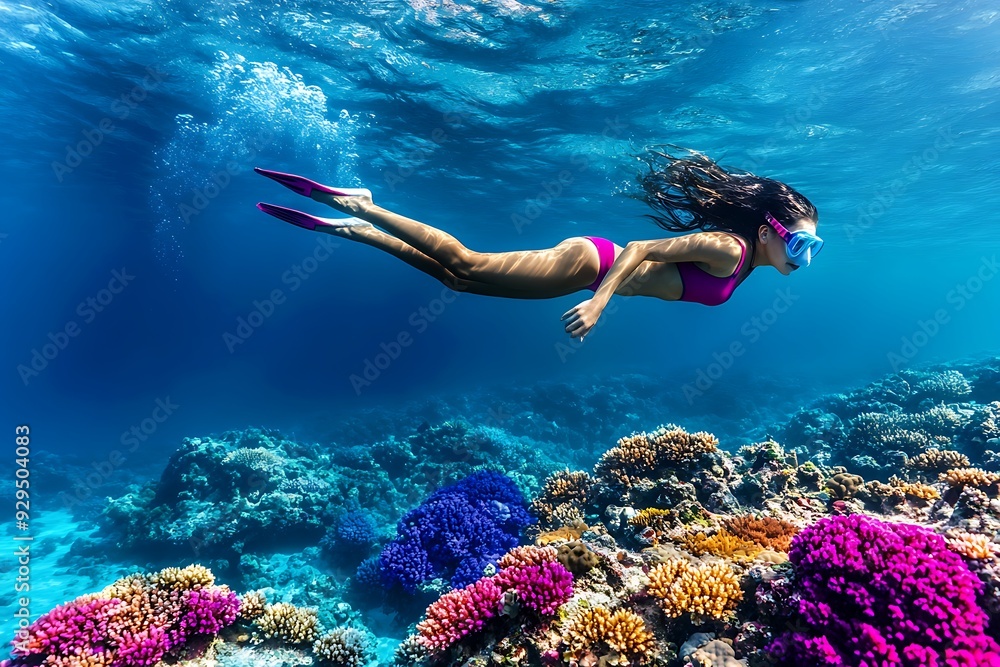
378, 471, 533, 591
2, 565, 238, 667
646, 559, 744, 622
769, 515, 1000, 666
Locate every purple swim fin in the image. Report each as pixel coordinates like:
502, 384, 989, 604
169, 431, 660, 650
256, 202, 366, 231
254, 167, 372, 200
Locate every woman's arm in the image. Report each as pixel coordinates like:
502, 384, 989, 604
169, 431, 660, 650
561, 233, 731, 340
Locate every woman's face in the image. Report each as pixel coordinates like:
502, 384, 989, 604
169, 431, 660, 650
760, 217, 819, 275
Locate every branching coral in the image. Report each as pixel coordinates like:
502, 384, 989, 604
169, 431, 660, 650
721, 516, 798, 553
378, 471, 534, 591
6, 565, 239, 667
563, 606, 655, 665
530, 469, 593, 530
946, 530, 999, 561
629, 508, 677, 534
415, 558, 573, 654
313, 628, 374, 667
905, 447, 970, 474
680, 530, 763, 561
595, 424, 718, 488
867, 476, 940, 503
254, 603, 320, 645
769, 515, 1000, 667
416, 577, 502, 652
497, 545, 558, 568
940, 467, 1000, 491
646, 559, 743, 622
237, 590, 267, 621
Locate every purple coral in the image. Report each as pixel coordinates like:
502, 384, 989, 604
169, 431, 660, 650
379, 471, 534, 591
769, 515, 1000, 667
180, 587, 240, 635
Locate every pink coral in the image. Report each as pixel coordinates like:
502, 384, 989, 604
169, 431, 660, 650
416, 577, 502, 651
494, 561, 573, 615
11, 595, 121, 658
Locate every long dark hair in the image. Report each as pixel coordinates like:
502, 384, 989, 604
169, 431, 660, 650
629, 145, 818, 260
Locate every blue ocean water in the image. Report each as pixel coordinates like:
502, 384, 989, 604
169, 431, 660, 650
2, 0, 1000, 663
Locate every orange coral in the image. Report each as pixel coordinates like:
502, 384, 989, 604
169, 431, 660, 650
721, 515, 799, 553
945, 530, 998, 560
646, 559, 743, 623
595, 425, 718, 488
940, 467, 1000, 490
563, 606, 655, 664
535, 521, 587, 546
867, 476, 940, 502
680, 530, 762, 561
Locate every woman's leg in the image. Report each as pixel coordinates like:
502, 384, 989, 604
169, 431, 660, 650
322, 224, 580, 299
313, 191, 597, 292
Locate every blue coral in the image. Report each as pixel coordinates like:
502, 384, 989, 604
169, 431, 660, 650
378, 471, 534, 591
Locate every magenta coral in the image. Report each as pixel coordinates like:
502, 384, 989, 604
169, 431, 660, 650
494, 561, 573, 615
4, 568, 240, 667
180, 588, 240, 635
11, 595, 121, 658
416, 577, 502, 651
414, 557, 575, 654
769, 514, 1000, 667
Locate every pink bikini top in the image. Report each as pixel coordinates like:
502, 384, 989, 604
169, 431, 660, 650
676, 232, 752, 306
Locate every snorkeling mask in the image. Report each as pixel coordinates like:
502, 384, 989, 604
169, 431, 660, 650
765, 211, 824, 267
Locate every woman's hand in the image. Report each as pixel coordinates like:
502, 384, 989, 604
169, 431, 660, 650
561, 299, 604, 341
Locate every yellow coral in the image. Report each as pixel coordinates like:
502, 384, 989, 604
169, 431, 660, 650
680, 530, 762, 561
238, 590, 268, 621
905, 448, 970, 473
563, 606, 655, 664
940, 467, 1000, 489
254, 602, 320, 644
628, 508, 675, 533
146, 564, 215, 591
646, 559, 743, 623
595, 425, 718, 488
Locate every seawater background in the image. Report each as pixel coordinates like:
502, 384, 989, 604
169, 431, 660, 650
0, 0, 998, 648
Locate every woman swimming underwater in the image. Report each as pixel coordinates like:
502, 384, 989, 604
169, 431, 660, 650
254, 148, 823, 341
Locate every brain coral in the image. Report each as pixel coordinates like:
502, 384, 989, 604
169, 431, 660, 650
769, 514, 1000, 667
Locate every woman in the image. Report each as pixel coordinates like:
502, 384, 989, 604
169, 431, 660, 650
253, 147, 823, 341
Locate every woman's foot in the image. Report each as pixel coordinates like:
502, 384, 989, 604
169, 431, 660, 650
309, 188, 373, 216
256, 202, 374, 236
